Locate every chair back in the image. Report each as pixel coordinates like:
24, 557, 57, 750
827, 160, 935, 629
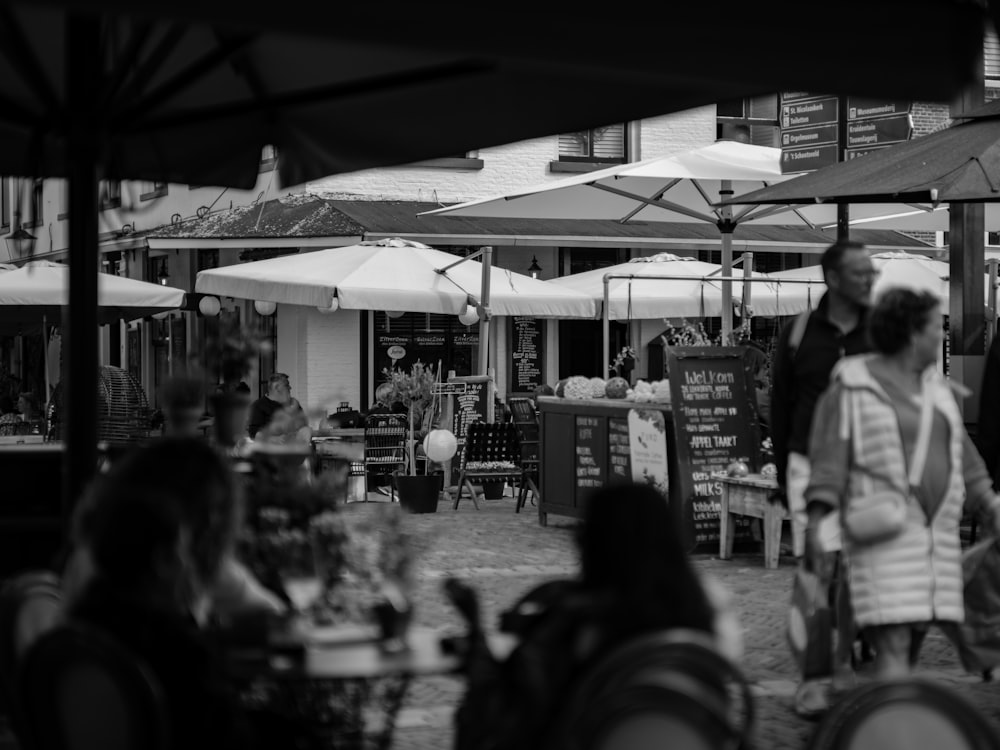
363, 413, 408, 476
807, 678, 1000, 750
17, 622, 169, 750
461, 422, 521, 468
549, 628, 754, 750
0, 570, 63, 743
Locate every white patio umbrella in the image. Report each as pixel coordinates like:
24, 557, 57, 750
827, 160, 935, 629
550, 253, 728, 320
752, 252, 988, 316
0, 261, 186, 326
421, 141, 916, 340
195, 238, 596, 374
0, 260, 186, 402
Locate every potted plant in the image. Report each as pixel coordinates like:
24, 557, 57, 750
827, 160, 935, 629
194, 314, 271, 447
382, 361, 445, 513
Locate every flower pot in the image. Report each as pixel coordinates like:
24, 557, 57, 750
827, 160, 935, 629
482, 481, 506, 500
210, 391, 251, 447
394, 474, 441, 514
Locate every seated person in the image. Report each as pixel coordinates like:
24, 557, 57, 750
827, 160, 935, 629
365, 382, 406, 418
62, 437, 285, 626
65, 484, 255, 750
247, 373, 308, 440
0, 392, 46, 436
452, 482, 741, 750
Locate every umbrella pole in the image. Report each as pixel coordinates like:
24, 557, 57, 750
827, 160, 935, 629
64, 14, 101, 516
603, 275, 611, 377
477, 246, 493, 375
719, 180, 734, 343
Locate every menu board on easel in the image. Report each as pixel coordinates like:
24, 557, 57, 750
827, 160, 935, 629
666, 347, 762, 552
448, 375, 494, 442
508, 317, 544, 392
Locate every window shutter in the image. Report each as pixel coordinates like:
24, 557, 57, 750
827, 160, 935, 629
986, 27, 1000, 82
558, 132, 588, 157
592, 124, 625, 159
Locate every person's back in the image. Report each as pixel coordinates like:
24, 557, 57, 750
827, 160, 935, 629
453, 482, 729, 750
65, 486, 250, 750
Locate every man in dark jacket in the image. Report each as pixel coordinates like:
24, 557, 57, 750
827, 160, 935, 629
769, 239, 875, 716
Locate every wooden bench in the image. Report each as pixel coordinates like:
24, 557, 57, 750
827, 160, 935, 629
714, 472, 789, 569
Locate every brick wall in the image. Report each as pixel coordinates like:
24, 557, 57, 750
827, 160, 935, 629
307, 106, 717, 204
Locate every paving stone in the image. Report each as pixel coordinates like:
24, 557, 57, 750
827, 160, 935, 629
383, 497, 1000, 750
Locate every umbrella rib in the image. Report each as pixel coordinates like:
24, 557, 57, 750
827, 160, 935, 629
98, 22, 157, 112
691, 180, 722, 220
590, 183, 715, 223
111, 23, 188, 114
124, 58, 492, 134
114, 32, 258, 128
619, 178, 681, 223
0, 6, 61, 118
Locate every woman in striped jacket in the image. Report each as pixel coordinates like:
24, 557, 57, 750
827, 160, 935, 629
804, 288, 1000, 680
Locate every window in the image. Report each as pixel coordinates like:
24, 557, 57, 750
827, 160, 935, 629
100, 180, 121, 209
716, 94, 780, 147
0, 178, 8, 230
139, 181, 168, 201
260, 144, 277, 173
987, 26, 1000, 86
558, 123, 627, 163
27, 178, 42, 227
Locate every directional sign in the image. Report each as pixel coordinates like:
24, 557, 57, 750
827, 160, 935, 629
845, 145, 891, 160
847, 98, 911, 120
781, 143, 839, 174
432, 382, 467, 395
781, 97, 838, 129
846, 114, 912, 148
781, 123, 838, 149
780, 92, 825, 104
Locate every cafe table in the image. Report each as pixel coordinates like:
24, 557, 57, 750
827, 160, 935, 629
225, 619, 463, 750
713, 471, 789, 569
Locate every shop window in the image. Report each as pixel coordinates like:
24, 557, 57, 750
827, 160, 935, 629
139, 181, 168, 201
374, 311, 478, 381
100, 180, 121, 210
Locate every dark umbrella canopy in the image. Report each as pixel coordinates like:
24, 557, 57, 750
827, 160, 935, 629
0, 0, 989, 509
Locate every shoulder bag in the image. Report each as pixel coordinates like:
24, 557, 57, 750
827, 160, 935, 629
843, 377, 933, 545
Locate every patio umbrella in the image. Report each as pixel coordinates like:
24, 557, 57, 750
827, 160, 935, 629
753, 252, 953, 316
195, 238, 596, 376
420, 141, 924, 341
0, 1, 988, 530
0, 261, 185, 327
550, 253, 729, 320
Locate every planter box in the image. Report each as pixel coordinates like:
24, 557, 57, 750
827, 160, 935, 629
394, 474, 442, 514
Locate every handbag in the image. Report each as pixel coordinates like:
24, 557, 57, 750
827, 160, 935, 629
842, 376, 933, 545
787, 566, 833, 679
956, 538, 1000, 676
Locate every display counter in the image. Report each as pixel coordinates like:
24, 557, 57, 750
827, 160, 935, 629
537, 397, 677, 527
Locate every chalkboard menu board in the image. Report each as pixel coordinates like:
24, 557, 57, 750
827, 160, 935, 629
666, 347, 762, 551
449, 375, 493, 442
575, 415, 606, 491
608, 417, 631, 483
509, 317, 544, 391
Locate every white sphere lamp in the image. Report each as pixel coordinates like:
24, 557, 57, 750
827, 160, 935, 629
386, 310, 405, 319
423, 429, 458, 462
198, 295, 221, 317
254, 300, 277, 316
458, 304, 479, 326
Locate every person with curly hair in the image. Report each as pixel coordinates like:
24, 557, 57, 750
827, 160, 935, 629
805, 288, 1000, 680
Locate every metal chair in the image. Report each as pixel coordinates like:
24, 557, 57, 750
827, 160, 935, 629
362, 413, 408, 501
807, 678, 1000, 750
508, 398, 541, 513
453, 422, 522, 510
17, 621, 169, 750
550, 629, 755, 750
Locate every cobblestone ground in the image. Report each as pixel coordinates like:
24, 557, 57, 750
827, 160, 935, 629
375, 491, 1000, 750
